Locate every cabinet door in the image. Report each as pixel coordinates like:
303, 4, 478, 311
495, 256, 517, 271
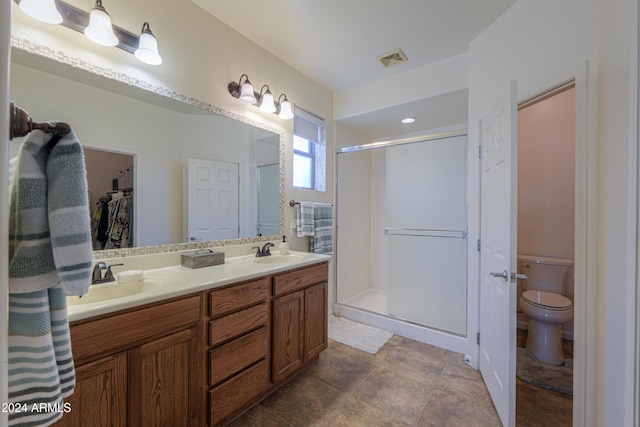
271, 290, 304, 383
128, 328, 196, 427
54, 353, 127, 427
304, 282, 328, 362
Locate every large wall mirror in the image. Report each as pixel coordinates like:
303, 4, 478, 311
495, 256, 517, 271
9, 45, 284, 254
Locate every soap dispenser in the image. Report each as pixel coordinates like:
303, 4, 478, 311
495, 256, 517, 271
279, 235, 289, 255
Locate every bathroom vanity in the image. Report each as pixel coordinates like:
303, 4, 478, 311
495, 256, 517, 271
54, 252, 329, 427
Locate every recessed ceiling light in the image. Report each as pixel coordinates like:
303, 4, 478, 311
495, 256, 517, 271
401, 117, 416, 124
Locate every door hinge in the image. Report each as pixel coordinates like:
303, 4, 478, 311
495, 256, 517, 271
477, 239, 481, 252
477, 332, 480, 345
478, 145, 482, 159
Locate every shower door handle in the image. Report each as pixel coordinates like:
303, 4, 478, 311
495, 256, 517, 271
489, 270, 509, 281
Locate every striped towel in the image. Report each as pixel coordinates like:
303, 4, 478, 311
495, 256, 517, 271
7, 127, 92, 426
310, 202, 333, 255
296, 201, 315, 237
9, 128, 93, 296
8, 285, 75, 426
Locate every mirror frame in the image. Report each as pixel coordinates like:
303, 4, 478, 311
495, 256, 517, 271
11, 35, 286, 260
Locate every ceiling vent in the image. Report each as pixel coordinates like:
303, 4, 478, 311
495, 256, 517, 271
377, 48, 408, 68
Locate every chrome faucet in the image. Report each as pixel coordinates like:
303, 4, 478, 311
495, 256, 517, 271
91, 262, 123, 284
252, 242, 275, 257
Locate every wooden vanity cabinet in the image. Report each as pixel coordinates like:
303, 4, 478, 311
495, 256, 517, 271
54, 295, 202, 427
54, 261, 329, 427
272, 263, 328, 383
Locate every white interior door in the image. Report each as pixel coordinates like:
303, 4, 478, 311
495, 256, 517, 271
479, 81, 518, 427
187, 158, 239, 241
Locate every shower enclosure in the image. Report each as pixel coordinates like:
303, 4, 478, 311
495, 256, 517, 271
334, 131, 468, 351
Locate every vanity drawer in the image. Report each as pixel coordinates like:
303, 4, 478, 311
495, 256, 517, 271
209, 326, 268, 386
209, 359, 269, 425
209, 278, 269, 318
70, 295, 201, 364
209, 303, 268, 346
273, 263, 329, 297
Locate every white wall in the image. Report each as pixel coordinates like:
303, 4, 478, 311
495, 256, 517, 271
467, 0, 636, 425
518, 88, 576, 260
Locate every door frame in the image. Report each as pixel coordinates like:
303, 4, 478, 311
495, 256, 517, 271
474, 61, 593, 425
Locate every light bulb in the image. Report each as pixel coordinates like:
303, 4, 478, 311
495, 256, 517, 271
260, 88, 276, 113
135, 22, 162, 65
84, 0, 118, 47
19, 0, 62, 24
279, 98, 293, 120
239, 79, 257, 104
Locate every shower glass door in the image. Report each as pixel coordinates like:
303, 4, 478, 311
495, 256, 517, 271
385, 136, 467, 335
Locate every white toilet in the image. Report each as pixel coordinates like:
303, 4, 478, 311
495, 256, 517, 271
518, 255, 574, 365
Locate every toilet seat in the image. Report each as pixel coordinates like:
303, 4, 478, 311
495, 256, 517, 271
522, 290, 572, 310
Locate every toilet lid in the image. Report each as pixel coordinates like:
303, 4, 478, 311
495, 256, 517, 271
522, 290, 572, 310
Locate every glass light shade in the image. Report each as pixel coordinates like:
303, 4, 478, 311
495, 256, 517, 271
20, 0, 63, 24
279, 99, 293, 119
84, 4, 118, 47
135, 25, 162, 65
260, 91, 276, 113
239, 82, 257, 104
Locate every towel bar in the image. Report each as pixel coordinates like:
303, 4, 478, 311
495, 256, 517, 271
9, 102, 71, 140
289, 199, 333, 207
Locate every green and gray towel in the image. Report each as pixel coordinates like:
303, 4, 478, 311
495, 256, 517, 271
9, 127, 93, 296
296, 201, 333, 254
8, 127, 92, 426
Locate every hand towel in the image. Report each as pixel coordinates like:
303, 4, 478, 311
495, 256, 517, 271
8, 285, 75, 426
296, 201, 315, 237
9, 127, 93, 297
310, 202, 333, 254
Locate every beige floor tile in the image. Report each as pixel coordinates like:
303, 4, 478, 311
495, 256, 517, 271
305, 346, 377, 393
260, 372, 346, 426
317, 396, 410, 427
227, 405, 292, 427
417, 389, 501, 427
351, 368, 434, 425
231, 332, 572, 426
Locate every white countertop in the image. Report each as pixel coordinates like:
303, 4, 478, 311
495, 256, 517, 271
67, 251, 331, 322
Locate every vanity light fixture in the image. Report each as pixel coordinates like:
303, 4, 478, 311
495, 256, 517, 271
134, 22, 162, 65
259, 85, 277, 113
14, 0, 163, 65
277, 94, 294, 120
84, 0, 118, 47
19, 0, 62, 24
227, 76, 293, 119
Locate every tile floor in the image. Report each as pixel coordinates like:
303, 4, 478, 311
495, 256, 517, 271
227, 333, 573, 426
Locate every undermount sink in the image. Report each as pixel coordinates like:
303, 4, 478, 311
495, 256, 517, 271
67, 279, 163, 306
245, 253, 307, 265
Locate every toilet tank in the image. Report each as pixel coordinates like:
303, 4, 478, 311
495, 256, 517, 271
517, 255, 573, 294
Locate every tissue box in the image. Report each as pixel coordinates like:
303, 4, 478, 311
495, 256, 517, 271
181, 249, 225, 269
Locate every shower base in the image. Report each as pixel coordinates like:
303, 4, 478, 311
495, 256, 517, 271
334, 288, 467, 355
